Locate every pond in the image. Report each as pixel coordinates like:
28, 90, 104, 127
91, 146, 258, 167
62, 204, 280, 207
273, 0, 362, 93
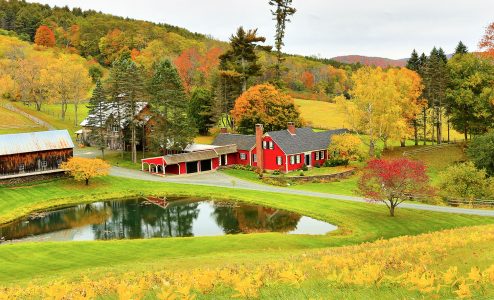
0, 198, 337, 243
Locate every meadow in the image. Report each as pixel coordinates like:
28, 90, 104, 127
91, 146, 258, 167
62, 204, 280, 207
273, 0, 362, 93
0, 104, 45, 134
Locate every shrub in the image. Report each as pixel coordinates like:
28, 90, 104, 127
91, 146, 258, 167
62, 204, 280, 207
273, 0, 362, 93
315, 162, 321, 168
467, 132, 494, 176
301, 164, 308, 171
272, 170, 281, 176
437, 162, 492, 201
299, 171, 305, 177
326, 158, 349, 167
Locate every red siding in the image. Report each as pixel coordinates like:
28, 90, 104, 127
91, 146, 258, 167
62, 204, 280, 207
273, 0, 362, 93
142, 157, 164, 165
227, 153, 238, 165
166, 164, 180, 175
212, 157, 220, 169
312, 150, 326, 166
262, 136, 286, 172
179, 162, 187, 174
286, 153, 305, 171
237, 150, 251, 166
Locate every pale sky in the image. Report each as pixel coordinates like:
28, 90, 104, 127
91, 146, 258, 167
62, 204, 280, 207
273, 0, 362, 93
28, 0, 494, 59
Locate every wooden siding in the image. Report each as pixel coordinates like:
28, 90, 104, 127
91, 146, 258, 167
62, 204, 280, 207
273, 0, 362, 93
0, 149, 73, 176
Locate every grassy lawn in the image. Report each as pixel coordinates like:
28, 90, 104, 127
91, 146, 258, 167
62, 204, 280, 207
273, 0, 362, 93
0, 105, 46, 134
99, 150, 160, 170
194, 135, 215, 144
0, 176, 493, 285
295, 98, 347, 130
11, 101, 89, 139
286, 165, 353, 177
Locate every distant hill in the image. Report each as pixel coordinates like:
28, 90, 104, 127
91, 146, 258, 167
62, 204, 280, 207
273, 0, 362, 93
331, 55, 408, 68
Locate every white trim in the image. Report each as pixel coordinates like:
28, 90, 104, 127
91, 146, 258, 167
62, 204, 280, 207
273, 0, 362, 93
285, 155, 288, 173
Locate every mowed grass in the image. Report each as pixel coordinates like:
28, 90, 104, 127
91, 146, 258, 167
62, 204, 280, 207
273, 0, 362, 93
0, 105, 46, 134
295, 98, 347, 130
11, 102, 89, 139
0, 176, 493, 284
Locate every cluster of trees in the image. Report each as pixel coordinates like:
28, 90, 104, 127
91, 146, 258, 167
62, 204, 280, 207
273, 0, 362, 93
337, 67, 424, 156
0, 35, 92, 123
0, 0, 354, 103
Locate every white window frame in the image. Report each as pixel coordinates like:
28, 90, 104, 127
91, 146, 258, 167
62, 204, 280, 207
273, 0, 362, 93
240, 153, 247, 160
276, 156, 282, 166
295, 155, 301, 164
253, 154, 257, 163
262, 141, 267, 149
315, 152, 320, 160
290, 156, 295, 165
320, 151, 325, 159
269, 141, 274, 149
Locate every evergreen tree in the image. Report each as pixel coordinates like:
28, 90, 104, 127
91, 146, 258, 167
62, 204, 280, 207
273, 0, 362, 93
454, 41, 468, 55
86, 79, 107, 158
188, 87, 214, 135
406, 49, 420, 72
149, 60, 196, 154
269, 0, 296, 83
437, 47, 448, 63
219, 27, 271, 93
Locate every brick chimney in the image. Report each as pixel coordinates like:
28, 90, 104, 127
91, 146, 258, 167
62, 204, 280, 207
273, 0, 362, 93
287, 122, 296, 135
255, 124, 264, 171
220, 127, 228, 134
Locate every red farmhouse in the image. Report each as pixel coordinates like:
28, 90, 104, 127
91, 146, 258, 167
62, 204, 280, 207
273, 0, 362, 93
141, 123, 346, 175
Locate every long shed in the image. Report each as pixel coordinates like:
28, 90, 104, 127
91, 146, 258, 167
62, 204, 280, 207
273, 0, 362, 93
0, 130, 74, 178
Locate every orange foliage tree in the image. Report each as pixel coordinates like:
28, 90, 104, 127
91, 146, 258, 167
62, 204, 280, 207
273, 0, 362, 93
301, 71, 315, 90
34, 25, 56, 47
231, 84, 303, 134
61, 157, 110, 185
174, 48, 201, 93
479, 22, 494, 58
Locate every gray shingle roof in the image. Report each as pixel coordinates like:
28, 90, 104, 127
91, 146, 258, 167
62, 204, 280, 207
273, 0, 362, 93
0, 130, 74, 156
213, 134, 256, 151
267, 128, 348, 155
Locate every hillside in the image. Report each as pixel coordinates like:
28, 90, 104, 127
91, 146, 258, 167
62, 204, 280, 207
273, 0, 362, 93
332, 55, 407, 67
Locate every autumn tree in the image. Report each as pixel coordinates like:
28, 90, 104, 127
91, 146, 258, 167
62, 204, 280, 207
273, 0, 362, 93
231, 84, 302, 134
86, 80, 107, 158
34, 25, 55, 47
219, 27, 271, 93
301, 71, 315, 90
467, 131, 494, 176
149, 59, 196, 153
45, 55, 92, 122
358, 158, 432, 216
437, 162, 491, 201
479, 22, 494, 58
328, 134, 365, 162
174, 47, 201, 93
61, 157, 110, 185
269, 0, 296, 82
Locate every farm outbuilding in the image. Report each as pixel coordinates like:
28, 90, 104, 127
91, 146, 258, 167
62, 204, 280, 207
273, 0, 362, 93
0, 130, 74, 179
141, 144, 237, 175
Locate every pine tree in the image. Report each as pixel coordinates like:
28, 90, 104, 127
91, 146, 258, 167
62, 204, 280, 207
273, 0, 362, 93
406, 49, 420, 72
149, 60, 196, 154
219, 27, 271, 93
454, 41, 468, 55
86, 80, 107, 158
269, 0, 296, 83
437, 47, 448, 63
188, 87, 214, 135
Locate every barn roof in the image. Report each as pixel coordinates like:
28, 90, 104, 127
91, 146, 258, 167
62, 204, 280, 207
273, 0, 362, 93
267, 128, 348, 155
0, 130, 74, 156
213, 134, 256, 150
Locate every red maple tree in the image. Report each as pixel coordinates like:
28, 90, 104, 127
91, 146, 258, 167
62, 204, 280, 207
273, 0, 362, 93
301, 71, 315, 90
34, 25, 56, 47
358, 158, 433, 216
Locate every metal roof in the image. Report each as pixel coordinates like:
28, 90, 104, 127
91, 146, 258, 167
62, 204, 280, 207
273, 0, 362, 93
0, 130, 74, 156
213, 134, 256, 150
214, 144, 237, 155
267, 128, 349, 155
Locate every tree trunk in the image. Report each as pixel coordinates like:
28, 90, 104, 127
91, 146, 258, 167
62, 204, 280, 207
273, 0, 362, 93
74, 102, 79, 126
61, 101, 67, 120
369, 140, 375, 157
437, 107, 442, 144
447, 119, 450, 143
423, 109, 427, 145
36, 101, 42, 111
400, 139, 406, 147
131, 124, 137, 163
85, 178, 89, 185
464, 124, 468, 141
414, 119, 418, 146
389, 204, 395, 217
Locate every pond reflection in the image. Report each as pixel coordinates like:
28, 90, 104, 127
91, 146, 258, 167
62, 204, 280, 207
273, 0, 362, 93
0, 198, 337, 243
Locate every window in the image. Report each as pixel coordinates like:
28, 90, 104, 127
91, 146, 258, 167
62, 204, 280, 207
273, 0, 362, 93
320, 151, 325, 159
269, 141, 274, 149
19, 164, 25, 172
290, 156, 295, 165
262, 141, 267, 149
295, 155, 301, 164
276, 156, 282, 166
315, 152, 320, 160
41, 160, 47, 170
253, 154, 257, 163
240, 153, 247, 160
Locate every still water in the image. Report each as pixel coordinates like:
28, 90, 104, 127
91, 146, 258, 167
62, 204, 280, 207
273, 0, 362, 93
0, 198, 337, 243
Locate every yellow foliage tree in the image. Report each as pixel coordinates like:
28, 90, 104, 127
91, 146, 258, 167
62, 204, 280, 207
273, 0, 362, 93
337, 67, 424, 156
328, 134, 365, 161
61, 157, 110, 185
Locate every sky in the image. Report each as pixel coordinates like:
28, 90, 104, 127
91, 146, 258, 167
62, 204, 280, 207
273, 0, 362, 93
28, 0, 494, 59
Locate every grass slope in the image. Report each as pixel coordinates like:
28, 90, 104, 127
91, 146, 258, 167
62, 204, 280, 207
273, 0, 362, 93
0, 176, 493, 284
0, 105, 45, 134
